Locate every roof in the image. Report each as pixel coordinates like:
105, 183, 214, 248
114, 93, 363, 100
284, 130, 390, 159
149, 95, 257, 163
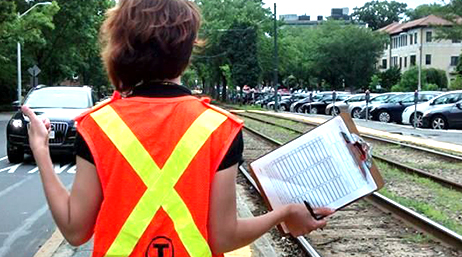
378, 15, 453, 35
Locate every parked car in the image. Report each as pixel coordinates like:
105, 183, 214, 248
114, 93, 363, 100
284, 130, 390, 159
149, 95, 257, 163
369, 92, 440, 123
325, 93, 377, 116
290, 91, 347, 113
358, 93, 403, 119
276, 93, 310, 111
300, 93, 350, 114
6, 86, 97, 163
421, 100, 462, 129
402, 91, 462, 127
267, 95, 291, 110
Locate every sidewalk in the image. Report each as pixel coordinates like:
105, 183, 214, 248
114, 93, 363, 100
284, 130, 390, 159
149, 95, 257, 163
36, 184, 278, 257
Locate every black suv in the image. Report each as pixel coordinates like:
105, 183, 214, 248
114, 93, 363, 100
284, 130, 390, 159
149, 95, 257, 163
7, 86, 97, 163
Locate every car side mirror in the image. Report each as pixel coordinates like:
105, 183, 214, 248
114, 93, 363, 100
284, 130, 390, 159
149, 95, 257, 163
12, 100, 21, 110
398, 101, 403, 105
457, 103, 462, 110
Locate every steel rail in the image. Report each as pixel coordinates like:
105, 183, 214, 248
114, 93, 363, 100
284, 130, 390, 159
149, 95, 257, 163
238, 165, 322, 257
243, 124, 462, 251
236, 111, 462, 191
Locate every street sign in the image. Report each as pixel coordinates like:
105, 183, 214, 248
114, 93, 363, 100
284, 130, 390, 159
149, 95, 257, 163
28, 65, 41, 77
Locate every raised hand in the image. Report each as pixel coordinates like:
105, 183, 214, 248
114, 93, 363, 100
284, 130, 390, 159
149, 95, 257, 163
21, 105, 51, 152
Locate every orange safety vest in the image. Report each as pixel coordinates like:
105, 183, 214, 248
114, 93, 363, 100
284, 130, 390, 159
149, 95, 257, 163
75, 93, 243, 257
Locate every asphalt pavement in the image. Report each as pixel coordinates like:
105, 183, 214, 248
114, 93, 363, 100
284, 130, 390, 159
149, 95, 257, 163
0, 113, 76, 257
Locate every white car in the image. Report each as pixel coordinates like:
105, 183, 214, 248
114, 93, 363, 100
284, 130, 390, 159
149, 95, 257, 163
402, 91, 462, 127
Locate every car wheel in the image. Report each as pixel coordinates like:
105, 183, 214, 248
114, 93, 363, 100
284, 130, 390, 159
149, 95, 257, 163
410, 113, 423, 128
296, 106, 302, 113
351, 108, 361, 119
331, 107, 340, 116
7, 142, 24, 164
378, 110, 391, 123
431, 115, 448, 130
310, 107, 318, 114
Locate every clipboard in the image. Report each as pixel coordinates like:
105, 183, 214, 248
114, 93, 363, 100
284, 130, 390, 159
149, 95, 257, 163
249, 113, 384, 234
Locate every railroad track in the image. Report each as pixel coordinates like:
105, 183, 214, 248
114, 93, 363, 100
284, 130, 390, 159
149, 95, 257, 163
235, 111, 462, 193
238, 116, 462, 256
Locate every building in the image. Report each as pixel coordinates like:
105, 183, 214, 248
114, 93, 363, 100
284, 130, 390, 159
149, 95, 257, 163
279, 8, 358, 27
331, 8, 350, 21
378, 15, 461, 83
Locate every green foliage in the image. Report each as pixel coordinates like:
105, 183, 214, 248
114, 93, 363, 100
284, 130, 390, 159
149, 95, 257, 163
369, 74, 382, 89
437, 0, 462, 40
449, 75, 462, 90
422, 83, 439, 91
310, 21, 387, 91
457, 52, 462, 75
378, 66, 401, 91
391, 84, 404, 92
398, 67, 447, 91
405, 3, 445, 21
399, 67, 421, 91
352, 0, 408, 30
424, 68, 447, 88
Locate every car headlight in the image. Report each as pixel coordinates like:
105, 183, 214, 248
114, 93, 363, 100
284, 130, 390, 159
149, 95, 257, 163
11, 119, 23, 128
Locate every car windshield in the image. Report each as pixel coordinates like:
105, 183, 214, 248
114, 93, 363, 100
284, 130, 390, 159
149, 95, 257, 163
25, 89, 91, 109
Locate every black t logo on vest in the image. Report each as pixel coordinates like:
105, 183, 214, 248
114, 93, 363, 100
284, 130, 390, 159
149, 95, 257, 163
146, 236, 174, 257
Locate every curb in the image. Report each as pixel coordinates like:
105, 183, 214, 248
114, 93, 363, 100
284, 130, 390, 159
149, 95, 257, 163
34, 229, 65, 257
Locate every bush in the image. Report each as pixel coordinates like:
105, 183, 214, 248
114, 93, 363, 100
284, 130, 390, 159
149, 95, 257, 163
423, 83, 439, 91
449, 75, 462, 90
399, 67, 421, 91
425, 68, 447, 88
391, 84, 404, 92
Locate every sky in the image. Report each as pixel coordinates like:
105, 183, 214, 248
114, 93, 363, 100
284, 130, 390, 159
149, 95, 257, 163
263, 0, 444, 18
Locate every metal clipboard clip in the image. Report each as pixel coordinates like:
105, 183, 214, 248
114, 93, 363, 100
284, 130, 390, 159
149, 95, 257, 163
340, 132, 373, 170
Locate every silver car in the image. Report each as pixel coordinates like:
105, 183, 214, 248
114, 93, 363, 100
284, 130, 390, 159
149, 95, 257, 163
325, 94, 374, 116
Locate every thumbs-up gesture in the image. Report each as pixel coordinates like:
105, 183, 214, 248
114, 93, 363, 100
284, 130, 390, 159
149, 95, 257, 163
21, 105, 51, 152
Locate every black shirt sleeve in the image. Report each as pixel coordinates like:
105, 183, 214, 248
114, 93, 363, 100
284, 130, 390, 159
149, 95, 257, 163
75, 130, 244, 171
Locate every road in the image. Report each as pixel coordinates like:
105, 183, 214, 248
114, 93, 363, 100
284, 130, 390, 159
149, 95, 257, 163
0, 113, 75, 257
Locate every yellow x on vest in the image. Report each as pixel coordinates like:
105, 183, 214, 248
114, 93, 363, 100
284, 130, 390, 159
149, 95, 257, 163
91, 105, 227, 257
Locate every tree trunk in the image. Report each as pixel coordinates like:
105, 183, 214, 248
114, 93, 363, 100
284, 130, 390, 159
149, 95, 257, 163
221, 74, 227, 103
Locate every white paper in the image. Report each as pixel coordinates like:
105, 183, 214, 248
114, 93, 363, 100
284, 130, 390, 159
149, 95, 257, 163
251, 116, 377, 211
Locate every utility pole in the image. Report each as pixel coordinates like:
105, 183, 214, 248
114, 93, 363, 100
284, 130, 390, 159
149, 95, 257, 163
418, 28, 423, 91
273, 3, 279, 112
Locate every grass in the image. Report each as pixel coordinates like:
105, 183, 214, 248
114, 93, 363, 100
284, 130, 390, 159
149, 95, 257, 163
377, 161, 462, 235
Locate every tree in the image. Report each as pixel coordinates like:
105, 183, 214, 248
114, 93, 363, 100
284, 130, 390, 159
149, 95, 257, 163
0, 0, 57, 105
437, 0, 462, 40
309, 21, 387, 91
406, 3, 444, 21
352, 1, 408, 30
378, 66, 401, 91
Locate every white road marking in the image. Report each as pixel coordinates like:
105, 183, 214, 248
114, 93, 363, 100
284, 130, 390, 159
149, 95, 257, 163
27, 167, 39, 174
66, 165, 76, 174
0, 164, 21, 174
54, 164, 71, 174
0, 157, 7, 162
0, 176, 34, 199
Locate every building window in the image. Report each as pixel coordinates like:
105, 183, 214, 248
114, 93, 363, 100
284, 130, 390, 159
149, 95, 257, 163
399, 57, 402, 68
410, 34, 413, 45
451, 56, 459, 66
452, 39, 461, 43
410, 55, 416, 66
404, 57, 407, 68
415, 33, 418, 44
426, 31, 432, 42
382, 59, 387, 69
426, 54, 432, 65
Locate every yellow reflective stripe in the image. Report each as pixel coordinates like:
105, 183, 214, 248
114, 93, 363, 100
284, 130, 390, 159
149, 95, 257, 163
90, 106, 161, 183
91, 106, 226, 257
163, 191, 212, 257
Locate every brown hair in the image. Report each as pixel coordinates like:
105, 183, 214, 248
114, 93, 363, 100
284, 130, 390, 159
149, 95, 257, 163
100, 0, 201, 93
